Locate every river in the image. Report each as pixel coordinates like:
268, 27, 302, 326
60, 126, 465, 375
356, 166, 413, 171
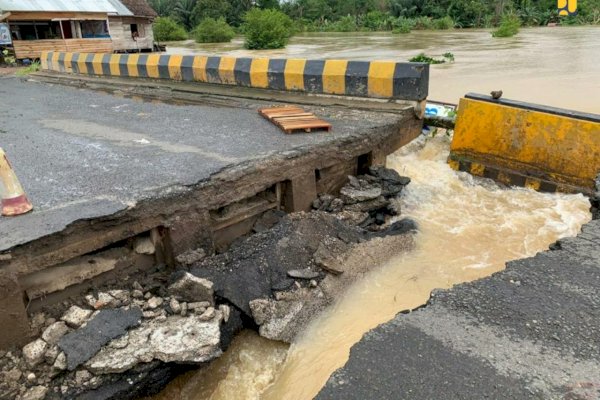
166, 27, 600, 114
154, 27, 596, 399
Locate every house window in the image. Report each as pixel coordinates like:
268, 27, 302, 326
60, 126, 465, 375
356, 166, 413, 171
81, 20, 109, 38
130, 24, 139, 39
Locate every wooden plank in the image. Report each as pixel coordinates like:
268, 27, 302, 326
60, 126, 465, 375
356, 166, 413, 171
13, 39, 112, 59
258, 105, 331, 134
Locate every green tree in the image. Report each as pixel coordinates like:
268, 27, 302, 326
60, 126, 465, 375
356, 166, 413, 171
153, 16, 188, 41
243, 8, 293, 49
148, 0, 175, 17
193, 17, 235, 42
192, 0, 231, 25
257, 0, 280, 9
227, 0, 253, 26
174, 0, 197, 30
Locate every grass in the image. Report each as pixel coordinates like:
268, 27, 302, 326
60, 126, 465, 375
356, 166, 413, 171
16, 61, 41, 76
492, 14, 521, 37
410, 52, 455, 64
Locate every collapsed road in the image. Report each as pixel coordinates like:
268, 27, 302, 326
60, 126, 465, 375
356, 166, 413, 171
0, 74, 422, 399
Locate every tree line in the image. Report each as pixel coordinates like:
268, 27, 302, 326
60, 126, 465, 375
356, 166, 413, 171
150, 0, 600, 32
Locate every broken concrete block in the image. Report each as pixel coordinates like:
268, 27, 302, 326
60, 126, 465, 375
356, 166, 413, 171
108, 334, 129, 349
61, 306, 93, 328
340, 186, 382, 204
23, 339, 48, 367
168, 271, 214, 304
86, 314, 222, 374
41, 322, 70, 345
169, 298, 181, 314
175, 248, 206, 266
53, 352, 67, 370
219, 305, 230, 323
198, 307, 216, 321
313, 237, 350, 275
134, 236, 155, 255
147, 297, 164, 309
287, 268, 320, 280
21, 385, 48, 400
107, 290, 131, 304
44, 345, 59, 365
250, 298, 304, 342
74, 369, 92, 386
87, 292, 120, 310
58, 307, 142, 371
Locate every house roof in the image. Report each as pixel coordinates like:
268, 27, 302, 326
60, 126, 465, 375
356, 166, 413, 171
116, 0, 157, 18
0, 0, 128, 14
0, 0, 157, 17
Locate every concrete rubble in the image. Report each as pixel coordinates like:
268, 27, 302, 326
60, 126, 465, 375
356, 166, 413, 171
0, 166, 415, 400
0, 272, 234, 400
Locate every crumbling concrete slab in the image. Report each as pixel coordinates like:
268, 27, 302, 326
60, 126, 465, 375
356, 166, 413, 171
0, 77, 413, 253
59, 308, 143, 370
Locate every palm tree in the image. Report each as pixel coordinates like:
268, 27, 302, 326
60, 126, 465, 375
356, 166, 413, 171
174, 0, 197, 30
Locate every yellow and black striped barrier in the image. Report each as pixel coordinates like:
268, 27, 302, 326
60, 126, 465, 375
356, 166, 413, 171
41, 51, 429, 101
449, 93, 600, 194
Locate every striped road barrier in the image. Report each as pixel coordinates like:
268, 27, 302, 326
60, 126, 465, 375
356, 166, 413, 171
41, 51, 429, 101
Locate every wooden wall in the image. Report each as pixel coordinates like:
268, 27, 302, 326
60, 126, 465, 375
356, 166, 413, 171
13, 39, 112, 59
108, 17, 154, 52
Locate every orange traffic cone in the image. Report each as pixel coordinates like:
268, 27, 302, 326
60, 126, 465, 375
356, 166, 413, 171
0, 148, 33, 216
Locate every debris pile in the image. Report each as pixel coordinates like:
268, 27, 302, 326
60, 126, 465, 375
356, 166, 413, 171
1, 168, 415, 399
312, 166, 410, 230
0, 273, 239, 400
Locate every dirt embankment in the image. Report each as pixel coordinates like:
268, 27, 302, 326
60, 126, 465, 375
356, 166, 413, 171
0, 167, 416, 400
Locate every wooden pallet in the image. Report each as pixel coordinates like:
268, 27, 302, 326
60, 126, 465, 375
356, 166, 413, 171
258, 106, 332, 134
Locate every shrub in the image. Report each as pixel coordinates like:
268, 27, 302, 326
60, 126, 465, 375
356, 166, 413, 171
413, 16, 434, 29
392, 17, 415, 34
153, 17, 188, 41
192, 18, 235, 43
409, 52, 455, 64
433, 16, 455, 29
328, 15, 358, 32
243, 8, 293, 49
362, 11, 390, 31
492, 14, 521, 37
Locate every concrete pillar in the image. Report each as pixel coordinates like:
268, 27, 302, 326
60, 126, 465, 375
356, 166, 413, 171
0, 269, 29, 350
283, 171, 317, 212
370, 149, 387, 167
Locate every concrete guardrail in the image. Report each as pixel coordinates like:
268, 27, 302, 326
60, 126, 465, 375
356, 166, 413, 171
40, 51, 429, 101
448, 93, 600, 194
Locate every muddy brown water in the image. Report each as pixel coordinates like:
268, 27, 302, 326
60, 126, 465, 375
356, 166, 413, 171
166, 27, 600, 114
154, 28, 597, 399
152, 133, 591, 400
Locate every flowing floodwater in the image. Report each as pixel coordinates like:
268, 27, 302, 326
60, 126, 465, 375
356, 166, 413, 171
154, 133, 591, 400
167, 27, 600, 114
154, 27, 598, 399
